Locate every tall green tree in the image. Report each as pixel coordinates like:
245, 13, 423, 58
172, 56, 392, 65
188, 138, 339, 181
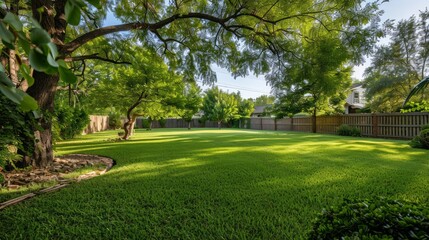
203, 87, 238, 128
270, 31, 352, 132
0, 0, 382, 167
180, 82, 203, 130
364, 10, 429, 112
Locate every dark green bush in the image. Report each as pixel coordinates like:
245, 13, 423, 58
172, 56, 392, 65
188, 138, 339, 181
420, 129, 429, 149
309, 198, 429, 240
410, 126, 429, 150
53, 104, 89, 140
142, 118, 151, 129
337, 124, 361, 137
108, 111, 122, 129
159, 118, 167, 128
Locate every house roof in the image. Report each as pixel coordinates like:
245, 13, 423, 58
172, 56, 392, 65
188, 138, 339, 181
253, 105, 267, 114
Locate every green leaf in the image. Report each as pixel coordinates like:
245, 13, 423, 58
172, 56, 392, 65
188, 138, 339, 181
0, 72, 14, 87
59, 65, 77, 84
30, 28, 51, 45
85, 0, 101, 8
47, 54, 59, 68
0, 22, 15, 44
20, 94, 39, 112
65, 0, 82, 26
29, 48, 50, 72
3, 12, 23, 31
18, 64, 35, 87
0, 84, 23, 105
47, 42, 58, 59
18, 38, 31, 54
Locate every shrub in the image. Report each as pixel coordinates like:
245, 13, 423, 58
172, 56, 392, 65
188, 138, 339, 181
53, 104, 90, 140
159, 118, 167, 128
309, 198, 429, 239
142, 118, 151, 129
0, 95, 35, 169
337, 124, 361, 137
420, 129, 429, 149
409, 126, 429, 150
108, 111, 122, 129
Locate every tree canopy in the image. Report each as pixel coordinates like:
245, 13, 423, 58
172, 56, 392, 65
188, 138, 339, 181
364, 10, 429, 112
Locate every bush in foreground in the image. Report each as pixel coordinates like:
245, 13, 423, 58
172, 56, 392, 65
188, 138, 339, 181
410, 124, 429, 149
337, 124, 361, 137
309, 198, 429, 239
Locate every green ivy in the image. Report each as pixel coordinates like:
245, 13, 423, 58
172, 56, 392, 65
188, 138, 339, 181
0, 95, 36, 169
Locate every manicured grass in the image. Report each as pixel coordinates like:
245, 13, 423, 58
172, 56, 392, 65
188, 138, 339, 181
0, 129, 428, 239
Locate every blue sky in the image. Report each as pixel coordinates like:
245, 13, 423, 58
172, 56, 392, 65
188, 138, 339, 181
103, 0, 429, 99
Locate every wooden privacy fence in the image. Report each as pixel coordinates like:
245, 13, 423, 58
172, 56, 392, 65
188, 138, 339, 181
248, 112, 429, 139
84, 113, 429, 139
83, 115, 109, 134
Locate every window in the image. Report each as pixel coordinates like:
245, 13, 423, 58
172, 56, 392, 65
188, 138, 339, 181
353, 92, 360, 103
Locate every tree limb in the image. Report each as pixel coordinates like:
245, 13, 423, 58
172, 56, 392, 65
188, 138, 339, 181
62, 53, 132, 64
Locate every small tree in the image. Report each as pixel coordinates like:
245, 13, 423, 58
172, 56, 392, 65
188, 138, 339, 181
180, 82, 202, 130
202, 87, 238, 129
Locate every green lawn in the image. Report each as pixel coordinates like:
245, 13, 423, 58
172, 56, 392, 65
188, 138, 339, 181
1, 129, 428, 239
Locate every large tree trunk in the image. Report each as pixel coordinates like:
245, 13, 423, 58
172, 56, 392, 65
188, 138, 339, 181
26, 72, 59, 167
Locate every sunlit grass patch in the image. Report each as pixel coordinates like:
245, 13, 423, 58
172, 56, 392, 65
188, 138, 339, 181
0, 128, 428, 239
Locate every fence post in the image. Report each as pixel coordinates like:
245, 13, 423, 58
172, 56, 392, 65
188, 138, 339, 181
274, 118, 277, 131
372, 113, 378, 137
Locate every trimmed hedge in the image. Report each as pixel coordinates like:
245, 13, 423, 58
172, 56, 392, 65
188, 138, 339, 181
309, 198, 429, 239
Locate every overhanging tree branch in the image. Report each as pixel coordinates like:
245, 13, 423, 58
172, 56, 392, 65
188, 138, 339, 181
62, 53, 132, 64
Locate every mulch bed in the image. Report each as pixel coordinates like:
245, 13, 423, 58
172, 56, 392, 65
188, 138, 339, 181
0, 154, 114, 210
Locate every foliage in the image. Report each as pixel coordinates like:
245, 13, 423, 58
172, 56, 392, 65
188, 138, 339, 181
401, 100, 429, 113
364, 11, 429, 112
270, 30, 353, 121
53, 104, 90, 141
158, 118, 167, 128
309, 198, 429, 239
0, 95, 35, 169
202, 87, 238, 126
142, 119, 151, 129
254, 95, 275, 106
108, 111, 122, 129
337, 124, 362, 137
180, 82, 203, 125
1, 129, 428, 239
404, 77, 429, 106
409, 124, 429, 149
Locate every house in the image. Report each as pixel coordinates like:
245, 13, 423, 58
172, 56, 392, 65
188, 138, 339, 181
344, 83, 366, 114
251, 105, 270, 117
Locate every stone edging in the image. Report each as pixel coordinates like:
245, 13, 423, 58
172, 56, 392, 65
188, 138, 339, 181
0, 154, 115, 211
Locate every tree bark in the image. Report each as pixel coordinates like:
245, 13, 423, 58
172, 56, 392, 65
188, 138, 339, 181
188, 121, 191, 130
26, 72, 59, 167
218, 121, 222, 129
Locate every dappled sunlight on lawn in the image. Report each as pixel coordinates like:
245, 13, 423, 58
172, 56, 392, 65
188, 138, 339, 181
2, 129, 429, 239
